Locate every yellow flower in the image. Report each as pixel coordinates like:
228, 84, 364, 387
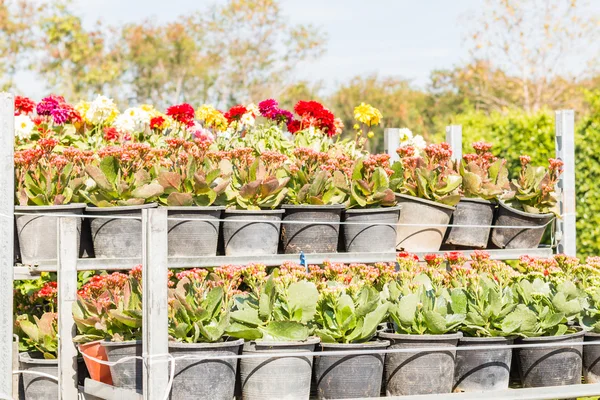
353, 102, 382, 126
353, 124, 360, 130
196, 104, 228, 131
367, 131, 374, 138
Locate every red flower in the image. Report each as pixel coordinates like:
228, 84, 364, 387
293, 100, 337, 136
397, 251, 419, 261
224, 105, 248, 123
103, 127, 119, 141
14, 96, 36, 116
287, 119, 301, 134
166, 103, 195, 127
445, 251, 464, 262
424, 254, 438, 262
150, 116, 165, 130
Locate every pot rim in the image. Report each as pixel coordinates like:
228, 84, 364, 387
379, 331, 462, 341
318, 340, 390, 349
85, 203, 157, 213
224, 208, 285, 215
585, 331, 600, 339
19, 352, 59, 365
395, 193, 456, 211
497, 201, 554, 218
15, 203, 87, 211
281, 204, 346, 210
162, 205, 225, 212
78, 340, 104, 350
248, 337, 321, 347
459, 197, 496, 205
517, 327, 584, 342
459, 335, 515, 343
100, 340, 142, 347
168, 338, 244, 349
344, 204, 402, 214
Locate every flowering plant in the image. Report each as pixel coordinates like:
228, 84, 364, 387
16, 312, 58, 359
353, 102, 382, 149
501, 156, 563, 215
393, 143, 462, 206
460, 141, 510, 200
287, 100, 341, 137
347, 154, 396, 208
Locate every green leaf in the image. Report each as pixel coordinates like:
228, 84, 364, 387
288, 282, 319, 323
396, 294, 418, 325
99, 156, 118, 184
261, 321, 309, 341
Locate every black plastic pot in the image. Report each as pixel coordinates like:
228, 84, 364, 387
491, 201, 554, 249
453, 336, 513, 393
583, 331, 600, 383
379, 331, 461, 396
313, 341, 389, 399
15, 204, 85, 265
514, 329, 584, 388
343, 206, 401, 253
239, 338, 319, 400
102, 341, 144, 392
86, 203, 157, 259
444, 198, 495, 249
168, 339, 243, 400
281, 204, 344, 254
19, 352, 58, 400
222, 209, 284, 256
164, 206, 224, 257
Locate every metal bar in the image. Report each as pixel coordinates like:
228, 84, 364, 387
0, 92, 14, 399
384, 128, 401, 163
555, 110, 576, 256
142, 208, 169, 400
445, 125, 462, 161
57, 217, 79, 399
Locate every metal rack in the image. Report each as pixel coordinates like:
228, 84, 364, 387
0, 92, 579, 399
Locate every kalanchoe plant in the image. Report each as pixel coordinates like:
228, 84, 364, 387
347, 154, 396, 208
501, 156, 563, 215
392, 143, 462, 206
14, 139, 92, 205
81, 143, 164, 207
157, 138, 230, 206
460, 141, 510, 200
16, 312, 58, 359
224, 148, 290, 210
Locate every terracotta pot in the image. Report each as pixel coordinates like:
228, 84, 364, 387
79, 341, 113, 385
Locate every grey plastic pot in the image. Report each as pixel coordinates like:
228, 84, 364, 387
15, 204, 85, 265
168, 339, 243, 400
343, 205, 401, 253
239, 338, 320, 400
222, 209, 284, 256
281, 204, 344, 254
514, 329, 584, 388
453, 336, 513, 393
583, 331, 600, 383
379, 331, 461, 396
444, 198, 495, 249
164, 206, 224, 257
102, 341, 144, 392
19, 352, 58, 400
491, 201, 554, 249
394, 194, 454, 252
313, 340, 389, 399
86, 203, 157, 259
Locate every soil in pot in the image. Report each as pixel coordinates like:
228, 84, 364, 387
453, 336, 513, 392
102, 341, 144, 392
491, 201, 554, 249
394, 194, 454, 252
313, 341, 389, 399
168, 339, 243, 400
79, 341, 113, 385
19, 352, 58, 400
15, 204, 85, 265
444, 198, 495, 249
222, 209, 284, 256
514, 329, 583, 388
281, 205, 344, 254
379, 331, 461, 396
165, 206, 224, 257
86, 203, 156, 259
343, 206, 401, 253
583, 331, 600, 383
239, 338, 320, 400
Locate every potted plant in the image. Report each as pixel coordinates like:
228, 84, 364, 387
281, 147, 348, 254
81, 143, 164, 258
157, 138, 229, 257
226, 266, 320, 400
343, 154, 401, 253
222, 148, 289, 255
380, 275, 465, 396
167, 268, 244, 400
392, 143, 461, 252
14, 140, 90, 264
16, 312, 59, 400
445, 142, 509, 248
503, 278, 585, 388
312, 282, 389, 399
491, 156, 562, 249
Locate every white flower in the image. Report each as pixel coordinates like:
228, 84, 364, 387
15, 115, 34, 140
86, 95, 118, 125
398, 128, 413, 141
114, 107, 150, 133
240, 112, 255, 127
246, 103, 259, 116
411, 135, 427, 150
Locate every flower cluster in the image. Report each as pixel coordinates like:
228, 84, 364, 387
258, 99, 293, 124
195, 104, 228, 131
291, 100, 339, 136
166, 103, 195, 128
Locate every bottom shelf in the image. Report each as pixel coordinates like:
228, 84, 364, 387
82, 379, 142, 400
